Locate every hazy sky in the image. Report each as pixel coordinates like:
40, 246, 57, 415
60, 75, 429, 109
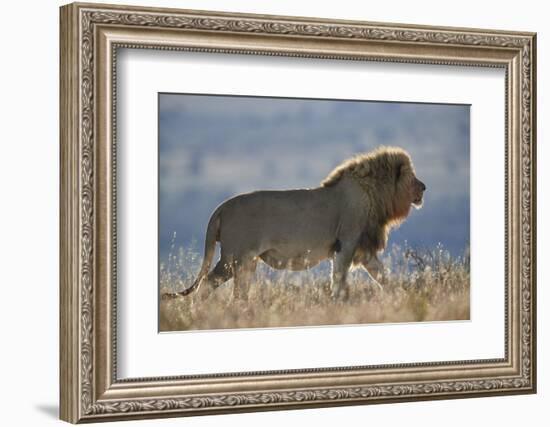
159, 93, 470, 259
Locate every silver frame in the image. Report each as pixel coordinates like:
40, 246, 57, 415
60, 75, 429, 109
60, 2, 536, 423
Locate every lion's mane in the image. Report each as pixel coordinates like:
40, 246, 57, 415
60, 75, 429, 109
321, 146, 417, 259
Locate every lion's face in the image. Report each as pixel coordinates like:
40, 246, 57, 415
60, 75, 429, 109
411, 176, 426, 208
395, 158, 426, 213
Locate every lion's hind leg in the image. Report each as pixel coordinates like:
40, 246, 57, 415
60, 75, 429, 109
196, 259, 233, 301
232, 258, 257, 302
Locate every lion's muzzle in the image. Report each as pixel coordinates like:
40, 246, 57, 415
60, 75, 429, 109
412, 178, 426, 206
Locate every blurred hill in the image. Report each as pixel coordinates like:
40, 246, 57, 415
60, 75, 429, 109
159, 94, 470, 259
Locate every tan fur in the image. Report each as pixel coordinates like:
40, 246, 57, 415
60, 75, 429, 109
163, 146, 425, 301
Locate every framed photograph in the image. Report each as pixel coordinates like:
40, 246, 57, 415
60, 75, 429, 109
60, 2, 536, 423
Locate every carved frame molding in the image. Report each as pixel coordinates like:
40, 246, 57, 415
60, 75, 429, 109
60, 2, 536, 423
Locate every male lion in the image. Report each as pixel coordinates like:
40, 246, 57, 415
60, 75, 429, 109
165, 146, 425, 301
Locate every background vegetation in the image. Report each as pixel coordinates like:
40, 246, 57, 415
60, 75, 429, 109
159, 242, 470, 332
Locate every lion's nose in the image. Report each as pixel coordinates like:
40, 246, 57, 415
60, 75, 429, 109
419, 181, 426, 192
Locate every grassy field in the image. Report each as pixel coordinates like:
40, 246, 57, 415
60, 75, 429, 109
159, 243, 470, 332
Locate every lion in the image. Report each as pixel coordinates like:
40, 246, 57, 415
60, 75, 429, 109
163, 146, 426, 301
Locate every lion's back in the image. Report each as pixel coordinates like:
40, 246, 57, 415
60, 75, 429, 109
216, 187, 340, 249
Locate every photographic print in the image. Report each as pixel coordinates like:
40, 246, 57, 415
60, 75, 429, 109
159, 94, 470, 332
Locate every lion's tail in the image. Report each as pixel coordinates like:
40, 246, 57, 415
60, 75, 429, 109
177, 208, 221, 296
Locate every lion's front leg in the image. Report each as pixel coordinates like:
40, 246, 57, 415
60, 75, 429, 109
330, 244, 354, 300
364, 256, 385, 292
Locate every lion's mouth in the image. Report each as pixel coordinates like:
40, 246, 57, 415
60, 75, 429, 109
412, 195, 423, 207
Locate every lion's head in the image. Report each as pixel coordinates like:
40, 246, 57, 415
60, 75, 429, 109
389, 147, 426, 213
321, 146, 426, 255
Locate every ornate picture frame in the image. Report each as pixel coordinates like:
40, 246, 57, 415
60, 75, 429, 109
60, 2, 536, 423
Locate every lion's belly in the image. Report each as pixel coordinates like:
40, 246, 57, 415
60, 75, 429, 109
259, 248, 329, 271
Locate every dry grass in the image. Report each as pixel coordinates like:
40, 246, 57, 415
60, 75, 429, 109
159, 242, 470, 332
